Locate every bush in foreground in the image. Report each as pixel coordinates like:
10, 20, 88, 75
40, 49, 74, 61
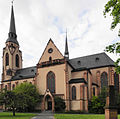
54, 97, 66, 112
88, 87, 107, 114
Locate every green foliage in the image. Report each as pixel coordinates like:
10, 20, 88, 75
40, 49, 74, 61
0, 83, 41, 115
88, 88, 107, 114
54, 114, 106, 119
105, 42, 120, 73
104, 0, 120, 72
0, 90, 18, 116
104, 0, 120, 36
88, 96, 104, 114
64, 110, 84, 114
14, 82, 41, 112
0, 112, 36, 119
54, 96, 66, 112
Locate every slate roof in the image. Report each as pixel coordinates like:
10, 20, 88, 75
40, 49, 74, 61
3, 66, 36, 82
69, 78, 87, 84
6, 37, 19, 46
68, 52, 115, 71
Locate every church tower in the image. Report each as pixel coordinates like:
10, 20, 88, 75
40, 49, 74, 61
2, 5, 22, 81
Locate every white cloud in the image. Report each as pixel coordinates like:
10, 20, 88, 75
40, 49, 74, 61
0, 0, 119, 82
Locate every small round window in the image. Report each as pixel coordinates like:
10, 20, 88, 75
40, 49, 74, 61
48, 48, 53, 53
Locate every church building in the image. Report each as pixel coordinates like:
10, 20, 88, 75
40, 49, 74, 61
0, 5, 120, 112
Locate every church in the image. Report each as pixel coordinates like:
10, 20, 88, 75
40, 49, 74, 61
0, 5, 120, 112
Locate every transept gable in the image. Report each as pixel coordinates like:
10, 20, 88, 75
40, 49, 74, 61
38, 39, 64, 64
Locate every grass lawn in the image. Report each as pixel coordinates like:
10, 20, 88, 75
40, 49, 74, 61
54, 114, 120, 119
0, 112, 36, 119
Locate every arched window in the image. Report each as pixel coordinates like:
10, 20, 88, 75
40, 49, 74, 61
6, 53, 9, 66
49, 57, 52, 62
114, 72, 119, 92
16, 54, 19, 67
101, 72, 108, 89
93, 87, 95, 96
12, 84, 15, 90
72, 86, 76, 100
47, 71, 55, 93
5, 85, 7, 90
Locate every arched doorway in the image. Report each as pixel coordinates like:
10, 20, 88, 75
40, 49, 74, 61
45, 95, 52, 110
42, 92, 54, 112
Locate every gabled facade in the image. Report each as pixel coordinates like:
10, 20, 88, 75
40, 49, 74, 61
0, 5, 120, 112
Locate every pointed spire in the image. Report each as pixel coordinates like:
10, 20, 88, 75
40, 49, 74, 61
9, 4, 16, 34
6, 3, 19, 46
64, 30, 69, 60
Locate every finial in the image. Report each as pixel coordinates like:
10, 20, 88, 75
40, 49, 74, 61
66, 28, 68, 39
11, 0, 14, 6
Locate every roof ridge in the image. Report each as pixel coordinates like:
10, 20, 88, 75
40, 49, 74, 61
16, 66, 36, 71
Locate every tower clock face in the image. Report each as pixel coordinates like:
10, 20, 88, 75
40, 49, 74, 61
48, 48, 53, 53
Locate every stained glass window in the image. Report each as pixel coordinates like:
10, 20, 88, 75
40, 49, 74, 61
47, 71, 55, 93
72, 86, 76, 100
101, 72, 108, 89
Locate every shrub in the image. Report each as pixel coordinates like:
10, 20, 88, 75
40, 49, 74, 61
54, 97, 66, 112
88, 87, 107, 114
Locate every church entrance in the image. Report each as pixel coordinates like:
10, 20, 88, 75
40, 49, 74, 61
48, 101, 52, 110
42, 90, 54, 112
45, 95, 52, 110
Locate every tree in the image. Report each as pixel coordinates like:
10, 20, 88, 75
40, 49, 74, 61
0, 83, 41, 115
0, 90, 17, 116
104, 0, 120, 73
54, 97, 66, 112
14, 82, 41, 112
105, 43, 120, 73
104, 0, 120, 36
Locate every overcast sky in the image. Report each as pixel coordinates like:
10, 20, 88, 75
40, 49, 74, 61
0, 0, 119, 81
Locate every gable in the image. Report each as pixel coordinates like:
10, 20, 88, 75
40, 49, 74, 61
38, 39, 64, 63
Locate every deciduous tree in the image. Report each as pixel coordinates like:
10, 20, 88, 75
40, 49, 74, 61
104, 0, 120, 73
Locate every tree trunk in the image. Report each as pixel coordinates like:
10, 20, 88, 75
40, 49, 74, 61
13, 108, 15, 116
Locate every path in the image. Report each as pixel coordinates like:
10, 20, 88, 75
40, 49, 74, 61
32, 111, 54, 119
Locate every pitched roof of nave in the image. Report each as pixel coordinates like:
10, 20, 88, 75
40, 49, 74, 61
68, 52, 115, 71
3, 66, 36, 82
